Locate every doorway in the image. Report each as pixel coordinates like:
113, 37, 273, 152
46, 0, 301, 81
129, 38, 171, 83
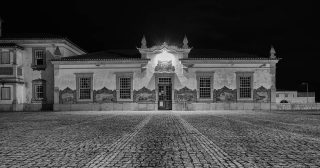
158, 77, 172, 110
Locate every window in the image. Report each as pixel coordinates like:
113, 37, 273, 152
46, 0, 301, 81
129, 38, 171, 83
75, 73, 93, 101
34, 49, 45, 65
285, 93, 288, 97
196, 71, 214, 100
0, 51, 10, 64
119, 77, 131, 99
199, 77, 211, 99
32, 79, 46, 102
237, 72, 253, 100
79, 78, 91, 99
32, 48, 46, 70
1, 87, 11, 100
116, 72, 133, 101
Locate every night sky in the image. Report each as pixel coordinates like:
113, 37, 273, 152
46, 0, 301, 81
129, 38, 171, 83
1, 0, 318, 100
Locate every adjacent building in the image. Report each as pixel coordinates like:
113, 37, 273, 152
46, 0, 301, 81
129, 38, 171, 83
0, 36, 85, 111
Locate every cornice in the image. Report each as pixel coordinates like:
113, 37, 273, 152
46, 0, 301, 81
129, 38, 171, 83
51, 59, 150, 65
180, 58, 280, 64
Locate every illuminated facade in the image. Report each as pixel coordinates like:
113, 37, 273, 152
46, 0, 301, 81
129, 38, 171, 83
52, 36, 280, 111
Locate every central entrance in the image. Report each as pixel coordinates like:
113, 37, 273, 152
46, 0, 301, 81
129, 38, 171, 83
158, 77, 172, 110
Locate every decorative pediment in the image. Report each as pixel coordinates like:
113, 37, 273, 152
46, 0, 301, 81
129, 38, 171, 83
155, 60, 175, 73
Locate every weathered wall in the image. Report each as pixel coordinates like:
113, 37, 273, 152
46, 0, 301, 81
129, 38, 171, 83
54, 50, 274, 106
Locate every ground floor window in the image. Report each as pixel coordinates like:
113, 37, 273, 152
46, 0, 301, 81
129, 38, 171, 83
237, 72, 253, 100
32, 79, 46, 102
75, 73, 93, 102
116, 72, 133, 101
196, 71, 214, 100
1, 87, 11, 100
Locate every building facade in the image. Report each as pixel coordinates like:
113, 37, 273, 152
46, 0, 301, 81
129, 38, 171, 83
51, 36, 279, 111
0, 38, 85, 111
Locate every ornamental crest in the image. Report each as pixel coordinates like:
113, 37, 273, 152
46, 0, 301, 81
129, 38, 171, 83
155, 60, 175, 73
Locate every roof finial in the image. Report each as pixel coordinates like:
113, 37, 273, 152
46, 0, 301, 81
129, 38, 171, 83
270, 45, 276, 59
141, 35, 147, 49
183, 35, 189, 49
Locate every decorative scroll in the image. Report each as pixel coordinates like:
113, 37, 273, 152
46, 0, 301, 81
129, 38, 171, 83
175, 87, 197, 102
254, 86, 270, 102
155, 60, 175, 73
213, 86, 237, 102
59, 87, 76, 104
94, 87, 116, 103
133, 87, 156, 102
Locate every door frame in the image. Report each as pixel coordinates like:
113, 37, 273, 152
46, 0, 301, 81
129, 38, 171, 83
155, 73, 175, 110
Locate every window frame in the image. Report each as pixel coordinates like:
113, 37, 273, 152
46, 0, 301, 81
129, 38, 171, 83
75, 73, 93, 102
196, 71, 214, 101
32, 79, 46, 103
115, 72, 133, 102
0, 87, 11, 100
0, 51, 10, 64
32, 48, 46, 70
236, 72, 254, 101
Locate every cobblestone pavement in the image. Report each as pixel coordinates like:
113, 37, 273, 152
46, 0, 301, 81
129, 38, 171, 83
1, 111, 320, 167
0, 112, 148, 167
86, 114, 241, 167
181, 111, 320, 167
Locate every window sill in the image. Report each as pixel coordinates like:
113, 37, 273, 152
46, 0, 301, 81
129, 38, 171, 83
31, 98, 47, 103
31, 64, 46, 70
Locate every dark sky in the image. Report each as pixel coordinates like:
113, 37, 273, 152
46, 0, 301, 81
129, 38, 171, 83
1, 0, 319, 100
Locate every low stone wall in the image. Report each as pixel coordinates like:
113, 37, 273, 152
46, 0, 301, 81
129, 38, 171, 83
0, 104, 53, 112
276, 103, 320, 110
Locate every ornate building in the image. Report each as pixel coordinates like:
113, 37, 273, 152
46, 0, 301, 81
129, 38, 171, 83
51, 36, 279, 111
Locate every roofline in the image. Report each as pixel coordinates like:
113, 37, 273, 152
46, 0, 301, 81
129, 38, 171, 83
51, 58, 150, 65
180, 58, 280, 64
0, 38, 86, 54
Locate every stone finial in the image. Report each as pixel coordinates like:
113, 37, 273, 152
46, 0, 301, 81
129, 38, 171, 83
270, 45, 276, 59
141, 35, 147, 49
183, 35, 189, 49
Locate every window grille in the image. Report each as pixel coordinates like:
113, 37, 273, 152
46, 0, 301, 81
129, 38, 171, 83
35, 84, 44, 99
199, 77, 211, 99
34, 49, 45, 65
239, 76, 252, 98
158, 77, 171, 84
119, 77, 131, 99
79, 77, 91, 99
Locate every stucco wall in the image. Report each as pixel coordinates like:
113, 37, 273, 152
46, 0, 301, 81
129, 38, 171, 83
54, 50, 273, 105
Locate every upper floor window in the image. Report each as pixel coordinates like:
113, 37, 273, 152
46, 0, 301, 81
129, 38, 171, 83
0, 51, 10, 64
32, 48, 46, 70
116, 72, 133, 101
32, 79, 46, 103
237, 72, 253, 100
75, 73, 93, 102
196, 71, 214, 100
0, 87, 11, 100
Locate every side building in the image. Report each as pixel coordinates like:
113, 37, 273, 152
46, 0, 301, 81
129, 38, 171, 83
52, 36, 280, 111
0, 37, 86, 111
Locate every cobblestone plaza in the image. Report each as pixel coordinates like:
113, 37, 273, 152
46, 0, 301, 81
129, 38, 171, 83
1, 111, 320, 167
